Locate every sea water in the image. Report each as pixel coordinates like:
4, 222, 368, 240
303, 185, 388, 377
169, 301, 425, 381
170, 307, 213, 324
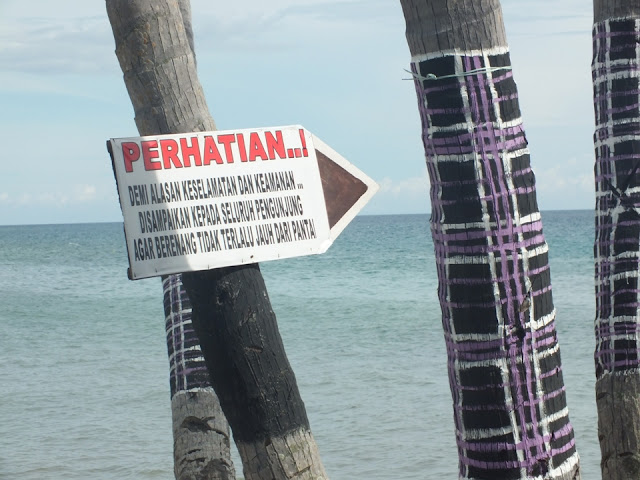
0, 211, 599, 479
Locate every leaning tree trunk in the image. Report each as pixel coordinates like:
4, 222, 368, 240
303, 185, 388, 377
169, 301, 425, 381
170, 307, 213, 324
592, 1, 640, 479
399, 1, 581, 478
105, 1, 328, 479
105, 2, 235, 479
162, 3, 234, 478
181, 268, 327, 480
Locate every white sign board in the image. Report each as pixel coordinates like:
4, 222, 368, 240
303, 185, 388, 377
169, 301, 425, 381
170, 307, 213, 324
109, 125, 346, 279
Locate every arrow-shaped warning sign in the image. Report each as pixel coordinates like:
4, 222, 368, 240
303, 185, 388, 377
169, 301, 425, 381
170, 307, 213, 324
108, 125, 378, 279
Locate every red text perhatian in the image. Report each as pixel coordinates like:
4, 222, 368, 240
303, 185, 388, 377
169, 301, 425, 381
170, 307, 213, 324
122, 130, 309, 173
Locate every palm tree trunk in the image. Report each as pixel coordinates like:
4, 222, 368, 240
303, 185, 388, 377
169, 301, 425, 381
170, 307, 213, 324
593, 1, 640, 478
105, 1, 327, 478
181, 267, 327, 480
163, 275, 235, 479
399, 1, 581, 478
105, 2, 234, 478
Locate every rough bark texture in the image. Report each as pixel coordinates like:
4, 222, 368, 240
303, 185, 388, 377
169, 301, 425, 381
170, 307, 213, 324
597, 373, 640, 479
236, 429, 326, 480
177, 0, 195, 61
106, 0, 215, 136
401, 0, 507, 55
172, 391, 235, 479
592, 5, 640, 479
182, 266, 328, 479
106, 2, 234, 479
400, 1, 580, 478
106, 1, 327, 478
594, 0, 640, 22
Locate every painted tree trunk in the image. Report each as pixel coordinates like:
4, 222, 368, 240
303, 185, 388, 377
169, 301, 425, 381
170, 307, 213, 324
399, 1, 581, 478
163, 275, 235, 479
181, 267, 327, 480
592, 1, 640, 479
106, 1, 327, 478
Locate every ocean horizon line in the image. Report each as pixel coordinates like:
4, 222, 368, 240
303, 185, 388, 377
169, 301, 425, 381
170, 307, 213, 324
0, 208, 593, 228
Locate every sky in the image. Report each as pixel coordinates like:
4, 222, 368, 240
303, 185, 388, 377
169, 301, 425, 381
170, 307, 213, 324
0, 0, 595, 225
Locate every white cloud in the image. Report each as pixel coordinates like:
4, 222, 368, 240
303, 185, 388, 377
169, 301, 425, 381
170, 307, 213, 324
0, 15, 114, 75
533, 156, 595, 211
0, 0, 394, 75
378, 168, 429, 197
76, 184, 98, 202
193, 0, 390, 24
190, 0, 398, 53
363, 170, 430, 215
0, 185, 101, 208
536, 160, 594, 194
0, 0, 398, 85
501, 2, 593, 129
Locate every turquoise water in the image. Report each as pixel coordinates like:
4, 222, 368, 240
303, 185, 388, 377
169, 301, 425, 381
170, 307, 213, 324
0, 211, 599, 479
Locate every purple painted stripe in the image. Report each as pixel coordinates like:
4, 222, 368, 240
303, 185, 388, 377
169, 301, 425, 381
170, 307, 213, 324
597, 346, 640, 357
468, 54, 538, 462
412, 49, 575, 477
432, 235, 547, 256
429, 135, 528, 155
442, 284, 553, 316
434, 186, 537, 206
595, 357, 640, 369
539, 366, 563, 379
459, 456, 535, 470
596, 238, 640, 249
595, 219, 640, 229
593, 30, 639, 40
458, 423, 574, 454
529, 334, 559, 352
452, 338, 557, 363
447, 337, 504, 350
593, 93, 640, 108
605, 103, 640, 115
431, 219, 543, 240
594, 157, 640, 168
177, 366, 209, 376
595, 298, 640, 307
596, 324, 640, 335
163, 274, 212, 396
593, 18, 640, 374
551, 436, 578, 459
421, 82, 464, 95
